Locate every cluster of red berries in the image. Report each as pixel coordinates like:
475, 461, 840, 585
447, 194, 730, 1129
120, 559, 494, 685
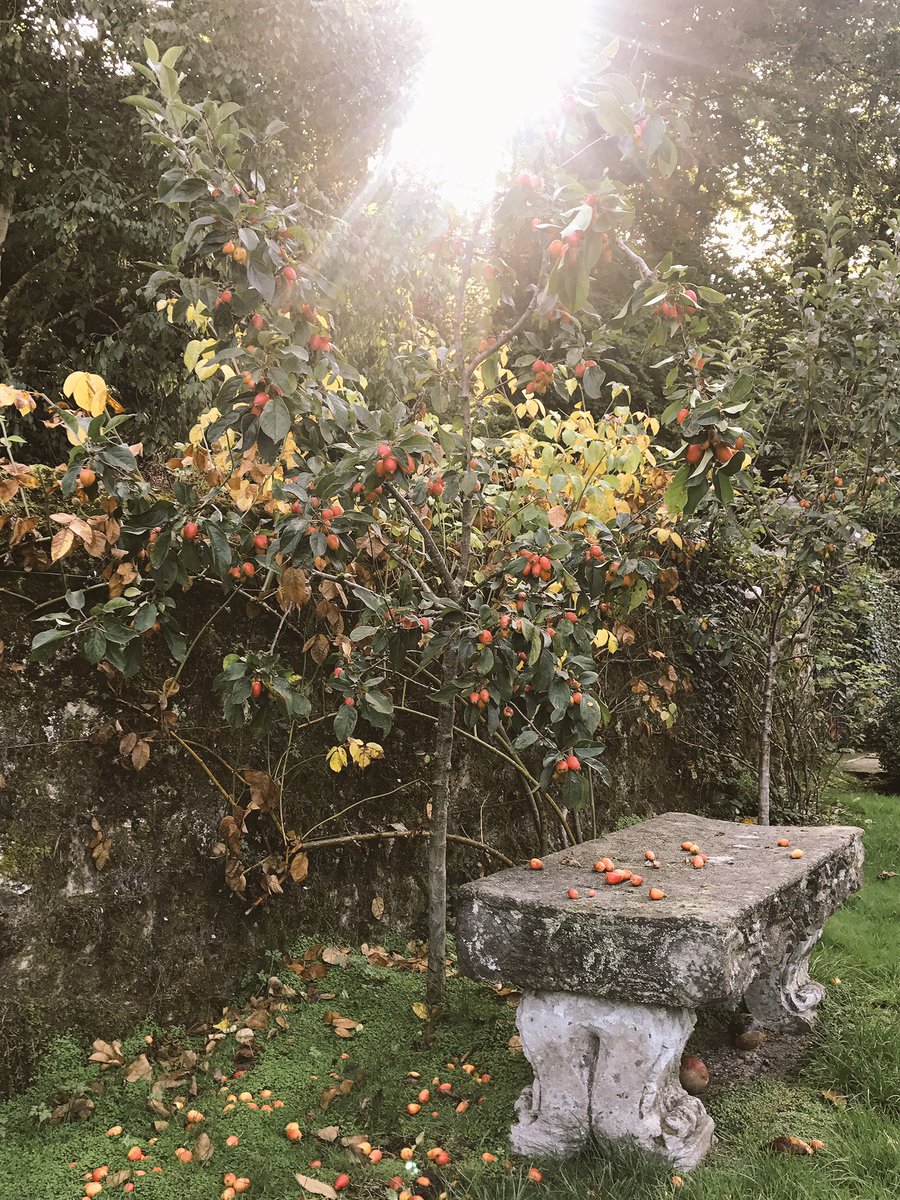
555, 753, 581, 776
309, 332, 333, 352
574, 359, 598, 379
654, 288, 698, 321
524, 359, 554, 396
374, 442, 399, 478
518, 548, 553, 581
468, 687, 490, 710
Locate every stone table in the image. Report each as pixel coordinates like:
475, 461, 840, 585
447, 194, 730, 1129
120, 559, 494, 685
456, 812, 863, 1170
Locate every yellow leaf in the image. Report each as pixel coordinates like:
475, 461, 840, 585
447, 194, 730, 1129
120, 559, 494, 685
0, 385, 36, 414
412, 1002, 430, 1020
326, 746, 348, 773
63, 371, 110, 417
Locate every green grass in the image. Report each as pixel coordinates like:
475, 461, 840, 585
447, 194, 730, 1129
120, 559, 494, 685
1, 789, 898, 1200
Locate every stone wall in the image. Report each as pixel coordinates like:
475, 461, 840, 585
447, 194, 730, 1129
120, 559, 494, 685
0, 577, 706, 1095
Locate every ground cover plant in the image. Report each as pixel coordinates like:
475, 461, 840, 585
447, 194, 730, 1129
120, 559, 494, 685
0, 785, 896, 1200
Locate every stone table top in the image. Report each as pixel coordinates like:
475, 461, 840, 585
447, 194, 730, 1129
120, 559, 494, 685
456, 812, 864, 1008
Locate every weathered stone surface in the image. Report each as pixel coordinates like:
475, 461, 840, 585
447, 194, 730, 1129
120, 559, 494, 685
513, 991, 715, 1169
457, 812, 864, 1009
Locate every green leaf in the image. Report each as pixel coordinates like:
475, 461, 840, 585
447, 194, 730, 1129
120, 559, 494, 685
83, 627, 108, 664
206, 521, 232, 577
334, 701, 358, 741
593, 91, 634, 136
29, 628, 71, 658
247, 260, 276, 303
664, 464, 690, 513
364, 689, 394, 716
259, 396, 291, 443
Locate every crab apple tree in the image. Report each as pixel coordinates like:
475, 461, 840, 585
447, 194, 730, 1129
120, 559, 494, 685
6, 40, 754, 1007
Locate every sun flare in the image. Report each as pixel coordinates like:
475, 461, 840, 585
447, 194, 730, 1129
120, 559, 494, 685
388, 0, 593, 204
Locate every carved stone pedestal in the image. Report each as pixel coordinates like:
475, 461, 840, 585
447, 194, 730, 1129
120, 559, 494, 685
512, 991, 715, 1170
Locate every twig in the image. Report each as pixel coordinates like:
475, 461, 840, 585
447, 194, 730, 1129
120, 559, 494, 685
385, 484, 458, 598
615, 235, 655, 280
300, 827, 515, 868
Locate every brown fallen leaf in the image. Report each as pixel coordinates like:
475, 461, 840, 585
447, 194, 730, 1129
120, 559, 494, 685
821, 1088, 848, 1110
106, 1170, 131, 1188
295, 1173, 337, 1199
322, 947, 349, 968
124, 1054, 153, 1084
878, 870, 897, 881
371, 895, 385, 920
315, 1125, 340, 1142
195, 1131, 214, 1163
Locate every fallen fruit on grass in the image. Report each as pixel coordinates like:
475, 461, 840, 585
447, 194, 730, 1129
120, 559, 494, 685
649, 887, 665, 900
529, 858, 543, 870
567, 888, 580, 899
175, 1148, 192, 1162
777, 837, 790, 847
369, 1149, 383, 1164
482, 1152, 496, 1162
418, 1089, 430, 1103
790, 849, 804, 859
407, 1102, 421, 1114
671, 1175, 684, 1188
679, 1054, 710, 1096
731, 1013, 767, 1050
285, 1122, 302, 1141
606, 870, 627, 885
400, 1147, 414, 1161
630, 875, 644, 886
434, 1150, 451, 1166
226, 1135, 239, 1147
85, 1184, 103, 1198
691, 855, 705, 869
680, 841, 693, 851
107, 1126, 122, 1137
127, 1147, 144, 1162
233, 1181, 251, 1195
769, 1136, 813, 1156
527, 1167, 543, 1182
644, 850, 656, 861
809, 1139, 826, 1152
335, 1175, 350, 1191
91, 1167, 109, 1181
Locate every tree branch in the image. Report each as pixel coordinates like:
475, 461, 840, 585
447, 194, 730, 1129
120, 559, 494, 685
385, 483, 458, 598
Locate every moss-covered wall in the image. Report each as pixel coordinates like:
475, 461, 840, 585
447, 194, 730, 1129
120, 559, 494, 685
0, 576, 703, 1096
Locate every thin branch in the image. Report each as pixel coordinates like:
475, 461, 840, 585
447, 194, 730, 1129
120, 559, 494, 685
300, 827, 516, 868
385, 483, 458, 598
615, 235, 655, 280
170, 730, 238, 806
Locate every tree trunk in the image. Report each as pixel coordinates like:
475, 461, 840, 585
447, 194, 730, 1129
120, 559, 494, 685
757, 638, 777, 825
426, 649, 458, 1008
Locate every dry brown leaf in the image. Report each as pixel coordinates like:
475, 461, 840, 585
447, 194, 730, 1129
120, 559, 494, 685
243, 770, 280, 814
131, 739, 151, 771
51, 526, 76, 562
821, 1088, 848, 1110
289, 851, 309, 883
547, 504, 567, 529
371, 895, 385, 920
412, 1003, 429, 1021
106, 1169, 131, 1187
277, 566, 311, 611
321, 947, 349, 968
124, 1054, 153, 1084
195, 1131, 214, 1164
295, 1172, 337, 1198
315, 1125, 340, 1142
